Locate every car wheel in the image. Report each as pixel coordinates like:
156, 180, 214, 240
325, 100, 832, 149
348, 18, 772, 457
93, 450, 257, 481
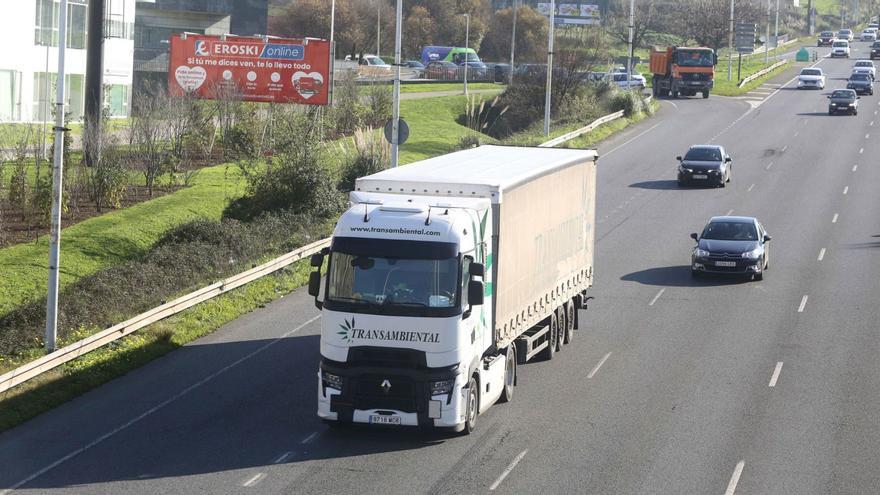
854, 109, 859, 115
754, 269, 764, 281
829, 110, 834, 115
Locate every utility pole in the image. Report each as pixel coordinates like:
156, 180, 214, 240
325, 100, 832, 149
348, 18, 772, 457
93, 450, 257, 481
627, 0, 635, 88
807, 0, 814, 35
46, 0, 70, 353
765, 0, 771, 65
390, 0, 402, 168
728, 0, 734, 81
774, 0, 780, 61
84, 0, 105, 140
330, 0, 336, 104
510, 0, 518, 84
544, 0, 555, 136
462, 13, 470, 96
377, 0, 381, 56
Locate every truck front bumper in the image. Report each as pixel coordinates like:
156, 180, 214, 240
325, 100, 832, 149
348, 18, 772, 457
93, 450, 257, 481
317, 363, 467, 430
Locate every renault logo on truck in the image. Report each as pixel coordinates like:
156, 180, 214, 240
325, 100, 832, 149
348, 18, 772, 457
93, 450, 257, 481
380, 379, 392, 393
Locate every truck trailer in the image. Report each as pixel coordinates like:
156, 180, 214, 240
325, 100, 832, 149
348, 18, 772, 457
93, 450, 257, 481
307, 145, 597, 433
650, 46, 717, 99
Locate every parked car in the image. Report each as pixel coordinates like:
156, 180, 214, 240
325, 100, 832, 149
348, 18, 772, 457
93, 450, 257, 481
838, 29, 854, 41
831, 40, 851, 58
847, 72, 874, 95
424, 60, 460, 80
402, 60, 425, 78
797, 67, 826, 89
862, 29, 877, 42
484, 62, 512, 83
690, 216, 771, 280
459, 61, 488, 79
676, 145, 732, 187
872, 40, 880, 59
818, 31, 836, 46
827, 89, 859, 115
853, 60, 876, 79
610, 71, 647, 90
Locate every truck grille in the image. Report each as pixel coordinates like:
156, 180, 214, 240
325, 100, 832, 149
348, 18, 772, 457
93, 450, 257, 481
352, 374, 420, 413
682, 72, 710, 81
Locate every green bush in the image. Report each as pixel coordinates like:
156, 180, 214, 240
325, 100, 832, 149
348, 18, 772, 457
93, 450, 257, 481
611, 91, 645, 117
338, 128, 390, 193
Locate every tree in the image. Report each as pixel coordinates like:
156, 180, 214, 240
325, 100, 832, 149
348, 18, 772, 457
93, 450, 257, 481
129, 90, 171, 197
606, 0, 659, 49
404, 5, 436, 57
480, 6, 549, 63
681, 0, 765, 50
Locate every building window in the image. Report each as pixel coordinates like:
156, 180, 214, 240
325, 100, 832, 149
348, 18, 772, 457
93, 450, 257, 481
35, 0, 89, 49
105, 0, 134, 40
33, 73, 85, 122
106, 85, 129, 117
0, 70, 21, 122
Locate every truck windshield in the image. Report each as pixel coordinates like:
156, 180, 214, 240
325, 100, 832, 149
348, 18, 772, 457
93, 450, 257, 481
325, 239, 462, 317
676, 50, 714, 67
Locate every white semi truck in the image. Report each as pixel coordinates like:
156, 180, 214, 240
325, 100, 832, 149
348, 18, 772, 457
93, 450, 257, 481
307, 145, 597, 433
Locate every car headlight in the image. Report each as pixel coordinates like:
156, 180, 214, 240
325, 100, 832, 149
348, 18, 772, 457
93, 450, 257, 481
430, 378, 456, 395
321, 370, 344, 390
679, 165, 692, 173
741, 248, 762, 259
849, 103, 856, 106
694, 248, 710, 257
831, 103, 838, 106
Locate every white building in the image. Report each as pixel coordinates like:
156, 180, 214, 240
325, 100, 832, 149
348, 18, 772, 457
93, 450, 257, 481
0, 0, 135, 123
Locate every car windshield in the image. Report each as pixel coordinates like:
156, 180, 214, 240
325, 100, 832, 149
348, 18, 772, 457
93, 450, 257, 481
702, 222, 758, 241
801, 69, 821, 76
832, 90, 855, 98
676, 50, 714, 67
684, 147, 722, 161
327, 251, 461, 314
833, 41, 848, 47
821, 32, 833, 36
852, 73, 870, 80
855, 61, 872, 67
365, 56, 387, 65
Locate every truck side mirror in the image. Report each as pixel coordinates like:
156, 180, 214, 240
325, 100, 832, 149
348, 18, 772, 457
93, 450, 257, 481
310, 253, 324, 267
308, 272, 321, 297
468, 281, 484, 306
470, 263, 485, 278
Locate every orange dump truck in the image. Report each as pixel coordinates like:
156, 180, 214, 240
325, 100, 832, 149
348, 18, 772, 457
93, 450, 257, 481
650, 46, 717, 99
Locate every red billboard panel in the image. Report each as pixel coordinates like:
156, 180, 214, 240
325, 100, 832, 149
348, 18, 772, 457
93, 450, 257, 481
168, 34, 332, 106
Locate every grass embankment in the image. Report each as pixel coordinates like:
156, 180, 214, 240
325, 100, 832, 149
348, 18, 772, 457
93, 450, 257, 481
399, 82, 503, 94
0, 90, 652, 432
0, 119, 129, 148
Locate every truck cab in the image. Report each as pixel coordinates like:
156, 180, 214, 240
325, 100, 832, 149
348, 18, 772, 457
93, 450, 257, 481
650, 46, 716, 99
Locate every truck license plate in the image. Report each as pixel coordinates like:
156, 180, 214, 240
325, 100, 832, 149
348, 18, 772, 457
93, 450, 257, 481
369, 414, 401, 425
715, 261, 736, 267
692, 174, 708, 179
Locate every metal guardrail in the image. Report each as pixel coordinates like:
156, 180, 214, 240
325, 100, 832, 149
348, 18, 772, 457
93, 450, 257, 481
0, 238, 331, 394
1, 93, 654, 394
738, 60, 787, 88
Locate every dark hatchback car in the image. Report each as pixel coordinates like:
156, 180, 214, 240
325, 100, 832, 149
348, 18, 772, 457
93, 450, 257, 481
676, 145, 732, 187
818, 31, 836, 46
403, 60, 425, 78
828, 89, 860, 115
872, 41, 880, 59
690, 216, 771, 280
847, 72, 874, 94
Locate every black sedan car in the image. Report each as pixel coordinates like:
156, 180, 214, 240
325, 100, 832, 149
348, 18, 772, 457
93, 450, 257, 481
691, 216, 771, 280
676, 145, 732, 187
403, 60, 425, 78
828, 89, 860, 115
872, 40, 880, 59
847, 72, 874, 94
818, 31, 836, 46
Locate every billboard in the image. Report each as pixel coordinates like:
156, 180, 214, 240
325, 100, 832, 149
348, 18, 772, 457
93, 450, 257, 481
168, 34, 332, 106
537, 3, 602, 25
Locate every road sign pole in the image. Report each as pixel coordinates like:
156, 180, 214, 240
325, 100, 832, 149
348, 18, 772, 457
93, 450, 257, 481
390, 0, 401, 168
738, 53, 743, 81
728, 0, 735, 81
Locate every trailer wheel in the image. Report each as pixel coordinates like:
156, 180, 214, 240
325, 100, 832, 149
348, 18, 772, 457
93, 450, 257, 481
463, 375, 479, 434
554, 306, 566, 352
564, 301, 575, 344
499, 346, 516, 403
538, 313, 558, 361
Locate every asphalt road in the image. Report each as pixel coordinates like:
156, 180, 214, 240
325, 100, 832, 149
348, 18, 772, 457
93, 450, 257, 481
2, 44, 880, 494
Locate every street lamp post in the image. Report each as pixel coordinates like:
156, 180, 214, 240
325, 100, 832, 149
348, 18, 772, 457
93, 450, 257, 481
510, 0, 518, 84
627, 0, 635, 88
377, 0, 381, 56
462, 13, 470, 96
728, 0, 734, 81
774, 0, 780, 61
390, 0, 402, 168
765, 0, 771, 65
544, 0, 555, 136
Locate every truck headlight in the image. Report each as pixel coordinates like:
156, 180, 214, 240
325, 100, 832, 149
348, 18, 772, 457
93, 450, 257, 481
430, 379, 456, 395
741, 248, 762, 259
322, 370, 344, 390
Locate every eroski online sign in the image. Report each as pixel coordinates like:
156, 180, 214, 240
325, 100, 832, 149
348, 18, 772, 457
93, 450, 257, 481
169, 34, 332, 106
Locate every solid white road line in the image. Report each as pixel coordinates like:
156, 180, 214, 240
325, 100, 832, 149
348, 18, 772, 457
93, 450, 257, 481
769, 362, 784, 387
832, 213, 839, 223
747, 183, 755, 192
0, 315, 323, 495
273, 452, 294, 464
301, 431, 319, 444
725, 461, 745, 495
649, 288, 666, 306
588, 352, 613, 379
843, 186, 849, 195
818, 248, 826, 261
242, 473, 266, 487
602, 122, 662, 157
798, 295, 809, 313
489, 450, 529, 491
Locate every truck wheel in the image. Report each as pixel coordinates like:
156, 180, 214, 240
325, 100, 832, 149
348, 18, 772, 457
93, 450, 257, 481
555, 307, 566, 352
538, 313, 558, 361
702, 90, 709, 99
499, 346, 516, 403
564, 301, 575, 344
463, 375, 479, 434
672, 89, 680, 98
